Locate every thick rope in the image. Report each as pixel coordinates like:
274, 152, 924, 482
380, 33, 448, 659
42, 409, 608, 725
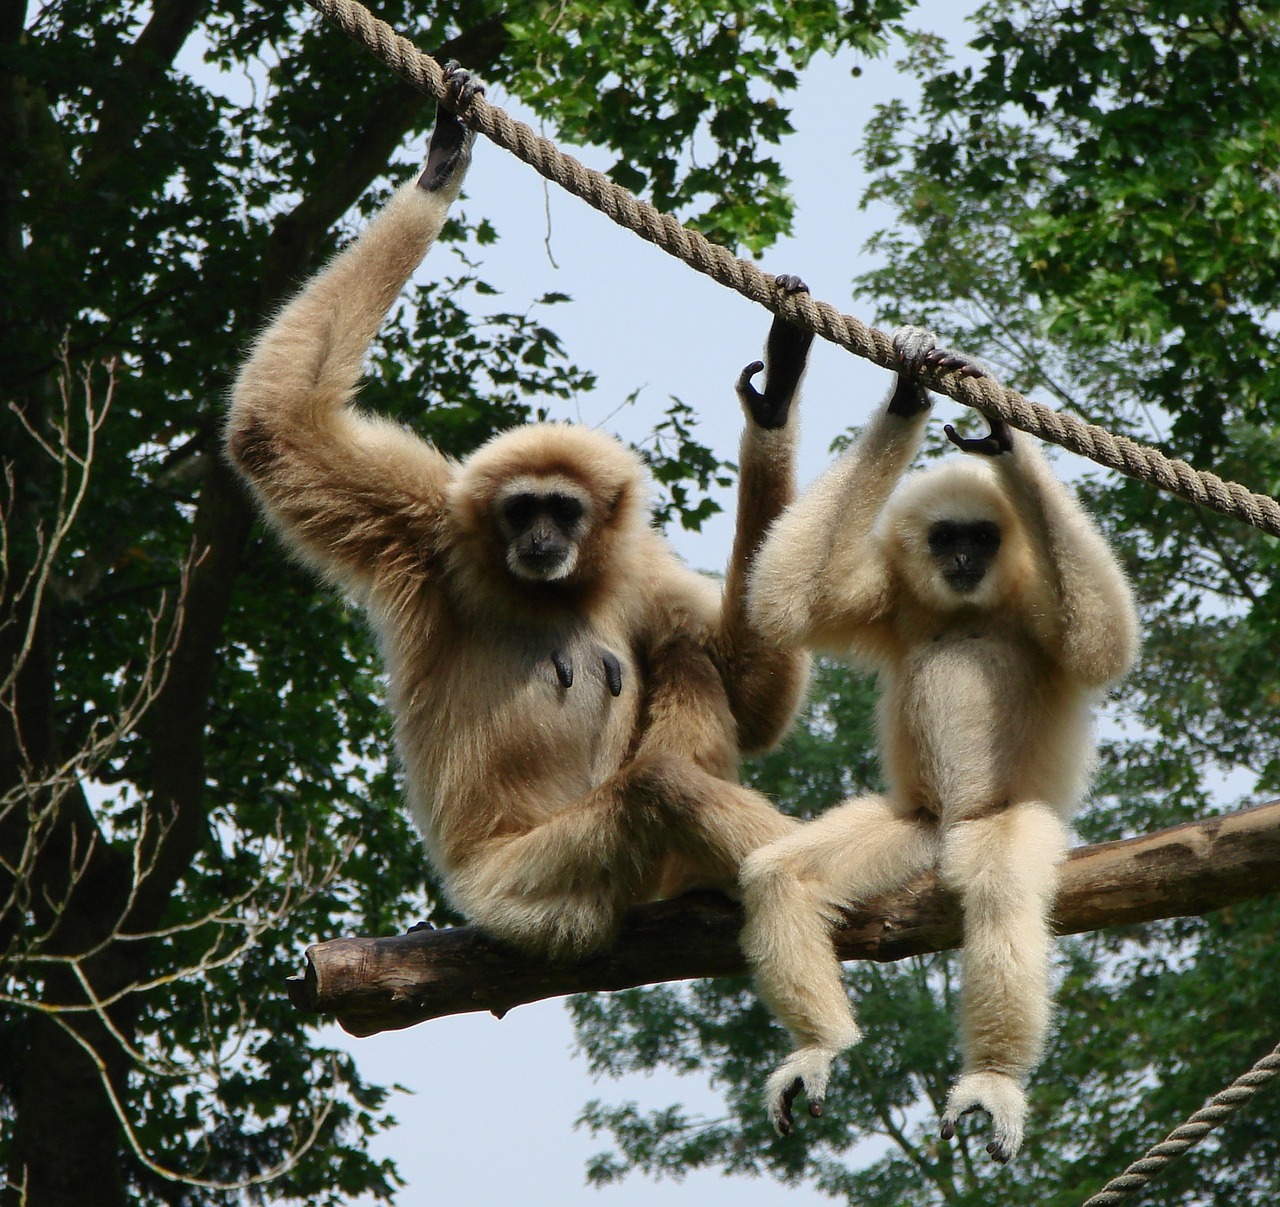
1081, 1039, 1280, 1206
302, 0, 1280, 541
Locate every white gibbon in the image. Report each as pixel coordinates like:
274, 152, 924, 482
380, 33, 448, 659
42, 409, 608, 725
225, 65, 814, 959
738, 327, 1139, 1161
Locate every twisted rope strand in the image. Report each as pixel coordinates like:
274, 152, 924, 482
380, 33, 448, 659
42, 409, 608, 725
1081, 1040, 1280, 1206
302, 0, 1280, 540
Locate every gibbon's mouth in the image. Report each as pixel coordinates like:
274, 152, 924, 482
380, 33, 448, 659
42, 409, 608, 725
511, 550, 575, 582
945, 570, 986, 594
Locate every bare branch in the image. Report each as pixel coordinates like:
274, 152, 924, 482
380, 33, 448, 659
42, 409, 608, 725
290, 799, 1280, 1037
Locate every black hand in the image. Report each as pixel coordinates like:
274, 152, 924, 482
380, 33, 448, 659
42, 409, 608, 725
738, 275, 813, 429
944, 415, 1013, 456
419, 62, 485, 193
886, 375, 931, 418
777, 1077, 801, 1137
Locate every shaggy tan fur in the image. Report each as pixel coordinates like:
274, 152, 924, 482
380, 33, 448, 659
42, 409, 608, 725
740, 331, 1138, 1158
226, 146, 808, 959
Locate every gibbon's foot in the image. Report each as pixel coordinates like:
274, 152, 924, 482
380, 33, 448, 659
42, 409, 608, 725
737, 275, 812, 430
764, 1044, 848, 1136
939, 1071, 1027, 1164
944, 414, 1014, 457
420, 61, 486, 193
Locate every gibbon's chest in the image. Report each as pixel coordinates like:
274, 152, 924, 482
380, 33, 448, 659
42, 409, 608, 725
880, 623, 1051, 808
891, 625, 1041, 726
385, 610, 640, 805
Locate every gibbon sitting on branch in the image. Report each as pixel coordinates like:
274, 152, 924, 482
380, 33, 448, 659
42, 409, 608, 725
739, 328, 1139, 1161
226, 65, 812, 959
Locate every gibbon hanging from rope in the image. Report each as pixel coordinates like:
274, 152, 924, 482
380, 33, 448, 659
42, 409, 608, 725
738, 330, 1139, 1159
226, 66, 812, 959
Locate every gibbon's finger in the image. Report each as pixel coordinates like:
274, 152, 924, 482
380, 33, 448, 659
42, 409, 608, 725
736, 361, 766, 406
601, 650, 623, 697
551, 650, 573, 689
940, 1102, 983, 1141
766, 277, 814, 371
442, 59, 487, 109
987, 1140, 1012, 1165
920, 347, 985, 379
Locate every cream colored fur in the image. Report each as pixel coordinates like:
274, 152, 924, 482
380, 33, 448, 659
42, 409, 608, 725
226, 147, 809, 959
740, 332, 1138, 1155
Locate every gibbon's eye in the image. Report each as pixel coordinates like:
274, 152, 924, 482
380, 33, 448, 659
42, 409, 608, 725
970, 521, 1002, 552
545, 492, 585, 530
928, 521, 960, 555
502, 492, 540, 533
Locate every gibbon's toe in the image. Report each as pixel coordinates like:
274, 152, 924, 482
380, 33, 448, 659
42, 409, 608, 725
940, 1072, 1027, 1164
764, 1047, 836, 1136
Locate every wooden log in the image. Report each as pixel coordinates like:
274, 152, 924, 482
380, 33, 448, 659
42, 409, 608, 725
288, 799, 1280, 1037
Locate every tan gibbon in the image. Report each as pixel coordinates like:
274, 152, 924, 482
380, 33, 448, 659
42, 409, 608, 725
225, 65, 813, 959
738, 327, 1138, 1160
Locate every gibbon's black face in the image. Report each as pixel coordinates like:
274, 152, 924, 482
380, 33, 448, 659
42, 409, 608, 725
927, 518, 1002, 594
496, 486, 590, 582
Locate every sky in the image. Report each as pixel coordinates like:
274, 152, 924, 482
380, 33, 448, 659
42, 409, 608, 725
328, 6, 986, 1205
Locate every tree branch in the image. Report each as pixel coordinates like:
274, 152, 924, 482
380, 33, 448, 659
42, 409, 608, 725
288, 799, 1280, 1037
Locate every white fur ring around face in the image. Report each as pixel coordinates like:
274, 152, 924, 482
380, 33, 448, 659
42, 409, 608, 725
940, 1071, 1028, 1164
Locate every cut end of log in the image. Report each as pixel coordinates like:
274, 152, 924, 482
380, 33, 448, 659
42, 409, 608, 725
286, 959, 320, 1013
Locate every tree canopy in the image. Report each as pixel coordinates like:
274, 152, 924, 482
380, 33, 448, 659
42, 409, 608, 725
3, 1, 1279, 1205
575, 3, 1280, 1204
0, 1, 918, 1204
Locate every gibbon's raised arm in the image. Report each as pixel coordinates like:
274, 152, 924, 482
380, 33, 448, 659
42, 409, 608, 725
976, 420, 1139, 687
717, 276, 814, 753
747, 334, 936, 653
226, 72, 480, 595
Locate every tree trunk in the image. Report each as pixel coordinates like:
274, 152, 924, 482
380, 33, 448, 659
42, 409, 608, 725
289, 799, 1280, 1037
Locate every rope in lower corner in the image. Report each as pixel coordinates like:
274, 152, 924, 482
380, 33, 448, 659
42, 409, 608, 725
302, 0, 1280, 542
1080, 1038, 1280, 1206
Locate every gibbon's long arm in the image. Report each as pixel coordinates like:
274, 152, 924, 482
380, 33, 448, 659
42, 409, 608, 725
717, 276, 813, 752
226, 83, 477, 596
747, 349, 932, 653
951, 416, 1140, 687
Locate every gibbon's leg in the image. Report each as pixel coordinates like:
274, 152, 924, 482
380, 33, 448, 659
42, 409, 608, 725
739, 797, 938, 1133
938, 803, 1069, 1164
452, 756, 694, 959
454, 639, 792, 959
639, 636, 796, 898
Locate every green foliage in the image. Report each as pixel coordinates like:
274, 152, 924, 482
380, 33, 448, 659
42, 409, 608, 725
0, 1, 910, 1202
636, 396, 736, 531
505, 0, 915, 253
574, 2, 1280, 1204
